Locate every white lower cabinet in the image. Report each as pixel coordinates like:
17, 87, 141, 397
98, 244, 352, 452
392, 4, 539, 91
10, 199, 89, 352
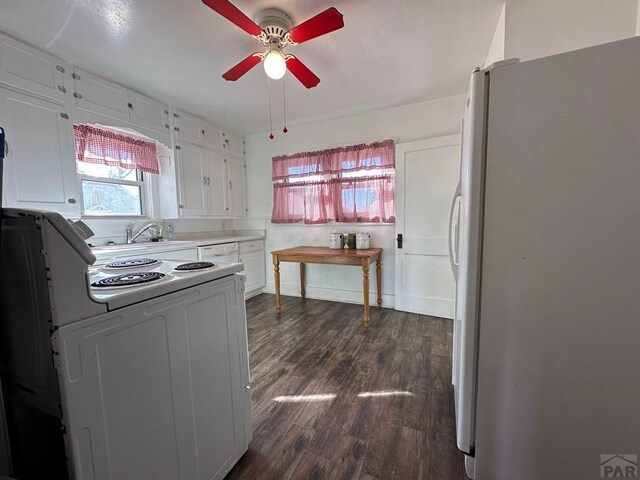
239, 240, 265, 298
0, 86, 79, 215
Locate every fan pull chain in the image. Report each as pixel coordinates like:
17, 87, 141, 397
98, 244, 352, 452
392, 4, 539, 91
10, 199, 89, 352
282, 76, 288, 134
267, 77, 274, 140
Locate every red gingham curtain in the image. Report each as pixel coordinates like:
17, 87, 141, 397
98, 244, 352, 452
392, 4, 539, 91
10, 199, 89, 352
73, 124, 159, 174
271, 140, 395, 224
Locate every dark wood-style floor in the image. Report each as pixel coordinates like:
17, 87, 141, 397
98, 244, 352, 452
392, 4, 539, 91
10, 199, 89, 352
226, 294, 467, 480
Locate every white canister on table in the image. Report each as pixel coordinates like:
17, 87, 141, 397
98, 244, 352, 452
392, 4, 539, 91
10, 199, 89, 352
329, 232, 344, 249
356, 232, 370, 249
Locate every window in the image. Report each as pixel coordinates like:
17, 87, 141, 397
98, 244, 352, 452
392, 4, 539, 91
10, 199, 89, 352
73, 124, 159, 216
271, 140, 395, 224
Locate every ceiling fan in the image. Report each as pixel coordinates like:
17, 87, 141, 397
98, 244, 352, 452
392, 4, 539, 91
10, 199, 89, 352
202, 0, 344, 88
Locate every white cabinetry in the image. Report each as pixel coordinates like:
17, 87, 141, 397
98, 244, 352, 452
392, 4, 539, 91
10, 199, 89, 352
176, 143, 209, 216
222, 131, 244, 157
72, 69, 170, 134
0, 33, 70, 103
128, 90, 171, 134
239, 240, 265, 298
203, 121, 224, 152
227, 155, 247, 216
0, 87, 79, 215
170, 145, 246, 218
173, 108, 204, 146
72, 68, 129, 121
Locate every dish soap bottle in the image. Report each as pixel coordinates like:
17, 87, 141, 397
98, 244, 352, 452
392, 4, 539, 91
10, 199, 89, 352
166, 223, 174, 240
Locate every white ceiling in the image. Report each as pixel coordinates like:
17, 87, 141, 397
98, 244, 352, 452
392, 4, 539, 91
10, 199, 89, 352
0, 0, 504, 134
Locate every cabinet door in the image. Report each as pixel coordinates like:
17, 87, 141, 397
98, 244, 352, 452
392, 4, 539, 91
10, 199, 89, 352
207, 150, 228, 216
72, 68, 129, 121
239, 251, 266, 292
222, 130, 244, 157
203, 121, 224, 152
128, 90, 170, 134
226, 155, 247, 217
0, 33, 68, 103
0, 87, 79, 215
172, 109, 203, 146
176, 143, 208, 216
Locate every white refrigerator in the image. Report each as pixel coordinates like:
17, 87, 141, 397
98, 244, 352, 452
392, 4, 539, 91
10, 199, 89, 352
450, 35, 640, 479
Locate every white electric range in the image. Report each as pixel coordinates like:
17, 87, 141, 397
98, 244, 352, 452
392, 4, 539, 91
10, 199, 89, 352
0, 209, 252, 480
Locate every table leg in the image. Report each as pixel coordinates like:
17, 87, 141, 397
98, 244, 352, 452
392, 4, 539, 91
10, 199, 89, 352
363, 261, 370, 328
376, 259, 382, 308
300, 263, 306, 299
273, 254, 281, 314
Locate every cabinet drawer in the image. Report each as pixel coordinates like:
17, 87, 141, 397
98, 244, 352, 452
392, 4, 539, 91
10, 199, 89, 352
238, 240, 264, 254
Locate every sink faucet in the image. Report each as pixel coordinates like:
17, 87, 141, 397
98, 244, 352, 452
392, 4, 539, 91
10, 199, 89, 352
127, 222, 158, 244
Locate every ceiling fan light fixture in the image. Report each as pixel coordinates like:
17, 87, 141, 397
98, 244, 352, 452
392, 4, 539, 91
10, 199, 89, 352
263, 50, 286, 80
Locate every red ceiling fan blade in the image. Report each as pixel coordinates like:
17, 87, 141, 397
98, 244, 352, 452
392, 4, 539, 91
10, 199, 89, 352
222, 54, 262, 81
287, 7, 344, 44
286, 56, 320, 89
202, 0, 262, 36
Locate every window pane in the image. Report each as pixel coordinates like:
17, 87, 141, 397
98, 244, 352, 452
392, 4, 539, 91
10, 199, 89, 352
77, 162, 138, 181
82, 180, 142, 216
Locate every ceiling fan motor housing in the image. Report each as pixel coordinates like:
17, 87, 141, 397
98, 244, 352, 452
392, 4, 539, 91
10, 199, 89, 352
255, 8, 293, 45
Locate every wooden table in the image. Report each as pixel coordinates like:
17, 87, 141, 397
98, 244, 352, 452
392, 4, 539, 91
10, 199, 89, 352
271, 246, 383, 327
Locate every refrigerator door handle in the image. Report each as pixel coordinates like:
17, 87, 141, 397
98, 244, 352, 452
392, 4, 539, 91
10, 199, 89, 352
448, 183, 461, 277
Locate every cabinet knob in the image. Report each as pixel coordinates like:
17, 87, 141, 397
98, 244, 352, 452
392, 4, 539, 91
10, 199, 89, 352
174, 127, 180, 132
244, 384, 251, 390
67, 198, 77, 204
59, 113, 69, 120
71, 72, 81, 80
164, 124, 170, 129
57, 85, 67, 93
73, 92, 83, 99
56, 65, 66, 73
127, 102, 133, 109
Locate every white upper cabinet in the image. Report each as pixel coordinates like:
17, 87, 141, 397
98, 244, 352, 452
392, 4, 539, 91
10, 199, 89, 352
0, 33, 69, 103
222, 131, 244, 157
203, 121, 224, 153
173, 108, 204, 146
226, 155, 247, 217
72, 68, 129, 121
0, 87, 78, 215
207, 151, 228, 216
176, 143, 208, 217
128, 90, 170, 134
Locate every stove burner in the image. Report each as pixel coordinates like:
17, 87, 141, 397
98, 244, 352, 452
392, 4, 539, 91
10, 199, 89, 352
104, 258, 160, 269
174, 261, 216, 271
91, 271, 166, 288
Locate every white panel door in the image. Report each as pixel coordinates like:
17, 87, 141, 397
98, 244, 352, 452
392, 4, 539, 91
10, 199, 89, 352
0, 33, 69, 103
203, 121, 224, 153
173, 108, 203, 146
395, 135, 460, 318
207, 150, 229, 216
128, 89, 170, 134
226, 155, 246, 217
222, 130, 244, 157
72, 68, 129, 121
0, 87, 79, 215
177, 143, 208, 216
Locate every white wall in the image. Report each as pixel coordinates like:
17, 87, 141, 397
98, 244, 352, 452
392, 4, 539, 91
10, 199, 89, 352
242, 95, 466, 307
484, 4, 506, 67
504, 0, 638, 61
